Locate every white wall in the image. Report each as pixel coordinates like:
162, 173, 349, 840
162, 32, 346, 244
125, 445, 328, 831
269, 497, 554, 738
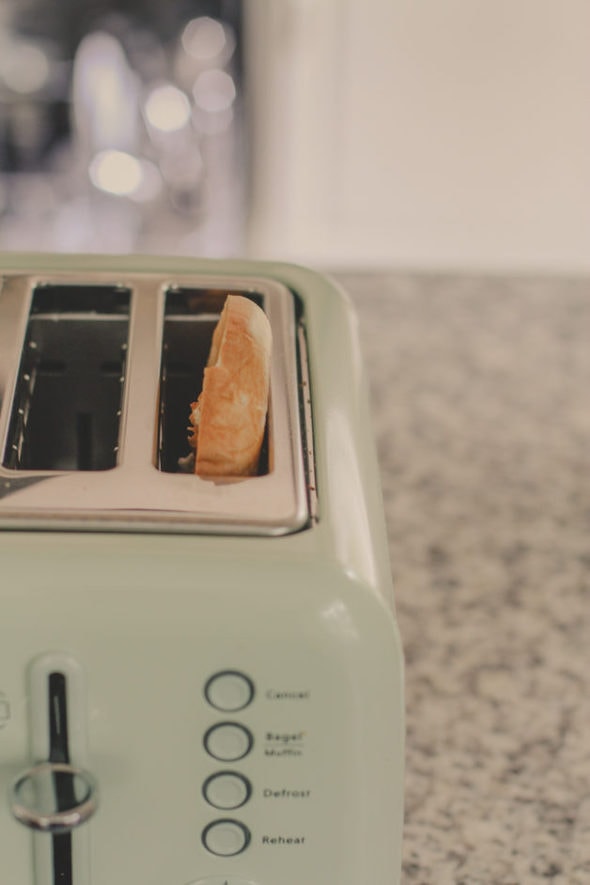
245, 0, 590, 272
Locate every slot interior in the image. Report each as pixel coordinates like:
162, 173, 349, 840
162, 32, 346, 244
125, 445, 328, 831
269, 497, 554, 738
2, 285, 130, 471
158, 287, 269, 475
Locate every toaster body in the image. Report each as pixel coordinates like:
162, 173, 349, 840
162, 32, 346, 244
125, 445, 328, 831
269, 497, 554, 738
0, 255, 404, 885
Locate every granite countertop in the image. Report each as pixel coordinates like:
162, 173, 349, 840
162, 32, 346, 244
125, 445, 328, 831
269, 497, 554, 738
336, 273, 590, 885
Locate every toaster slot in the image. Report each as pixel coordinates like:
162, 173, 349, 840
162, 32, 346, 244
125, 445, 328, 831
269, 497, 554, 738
0, 270, 309, 534
158, 287, 269, 475
2, 284, 130, 471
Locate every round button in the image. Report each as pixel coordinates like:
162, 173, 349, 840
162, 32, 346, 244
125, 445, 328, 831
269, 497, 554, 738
203, 772, 251, 810
204, 723, 253, 762
202, 819, 251, 856
205, 671, 255, 712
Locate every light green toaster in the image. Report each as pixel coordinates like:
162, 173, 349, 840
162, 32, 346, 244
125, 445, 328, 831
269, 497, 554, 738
0, 254, 404, 885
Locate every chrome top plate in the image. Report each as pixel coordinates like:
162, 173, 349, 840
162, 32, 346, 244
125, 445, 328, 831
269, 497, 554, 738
0, 271, 310, 535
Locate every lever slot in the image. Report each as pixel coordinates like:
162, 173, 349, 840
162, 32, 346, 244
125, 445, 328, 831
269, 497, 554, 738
48, 672, 73, 885
14, 654, 94, 885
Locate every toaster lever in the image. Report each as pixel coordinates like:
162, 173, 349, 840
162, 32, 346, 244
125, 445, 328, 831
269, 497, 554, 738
9, 761, 98, 834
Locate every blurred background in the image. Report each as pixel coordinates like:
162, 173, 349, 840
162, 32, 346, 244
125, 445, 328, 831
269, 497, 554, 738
0, 0, 589, 273
0, 0, 245, 256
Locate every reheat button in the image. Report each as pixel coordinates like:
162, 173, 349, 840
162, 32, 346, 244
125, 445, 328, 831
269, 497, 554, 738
205, 671, 255, 712
204, 723, 253, 762
202, 819, 251, 856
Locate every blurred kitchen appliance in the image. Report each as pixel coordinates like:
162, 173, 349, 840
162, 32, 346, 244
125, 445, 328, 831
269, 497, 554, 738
0, 2, 244, 256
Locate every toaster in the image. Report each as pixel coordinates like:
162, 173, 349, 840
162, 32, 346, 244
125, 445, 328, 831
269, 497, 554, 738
0, 254, 404, 885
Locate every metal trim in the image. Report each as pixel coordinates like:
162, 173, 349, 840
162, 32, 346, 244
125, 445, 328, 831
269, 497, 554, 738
0, 272, 311, 535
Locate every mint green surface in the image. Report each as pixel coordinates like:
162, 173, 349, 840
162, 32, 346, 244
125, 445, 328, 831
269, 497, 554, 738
0, 254, 403, 884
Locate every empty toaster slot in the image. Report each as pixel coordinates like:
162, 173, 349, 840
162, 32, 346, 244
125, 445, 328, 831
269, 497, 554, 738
2, 284, 130, 471
158, 287, 269, 474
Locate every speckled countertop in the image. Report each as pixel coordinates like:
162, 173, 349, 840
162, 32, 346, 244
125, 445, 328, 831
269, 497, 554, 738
335, 273, 590, 885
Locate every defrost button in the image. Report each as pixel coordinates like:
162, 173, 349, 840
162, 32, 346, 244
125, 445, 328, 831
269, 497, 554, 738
202, 819, 251, 856
203, 772, 251, 810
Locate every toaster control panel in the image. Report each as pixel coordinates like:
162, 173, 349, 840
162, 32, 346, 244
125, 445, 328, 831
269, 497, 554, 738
199, 667, 314, 870
201, 671, 256, 857
0, 601, 401, 884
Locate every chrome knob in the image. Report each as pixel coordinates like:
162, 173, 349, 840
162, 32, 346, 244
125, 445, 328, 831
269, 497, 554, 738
10, 762, 98, 833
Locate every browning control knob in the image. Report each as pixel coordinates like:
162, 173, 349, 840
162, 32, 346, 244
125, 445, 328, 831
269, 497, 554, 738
9, 762, 98, 833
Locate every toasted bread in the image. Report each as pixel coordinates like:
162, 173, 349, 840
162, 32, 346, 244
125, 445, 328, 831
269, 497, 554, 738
188, 295, 271, 477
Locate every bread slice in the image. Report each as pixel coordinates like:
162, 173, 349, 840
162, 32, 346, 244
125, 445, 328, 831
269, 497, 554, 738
188, 295, 272, 477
